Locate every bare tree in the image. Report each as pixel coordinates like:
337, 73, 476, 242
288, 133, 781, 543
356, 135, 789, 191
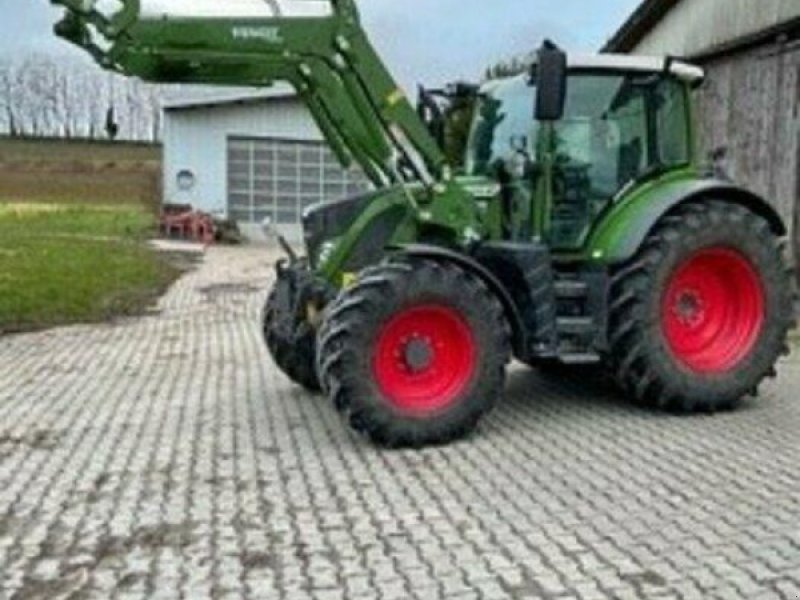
20, 55, 62, 137
57, 63, 74, 138
0, 59, 17, 136
0, 54, 165, 142
143, 82, 163, 142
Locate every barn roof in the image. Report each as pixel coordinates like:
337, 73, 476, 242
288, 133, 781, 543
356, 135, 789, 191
604, 0, 800, 59
604, 0, 682, 54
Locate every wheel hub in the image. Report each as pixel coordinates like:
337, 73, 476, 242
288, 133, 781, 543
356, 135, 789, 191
372, 304, 477, 414
672, 289, 705, 327
402, 337, 435, 373
662, 247, 765, 374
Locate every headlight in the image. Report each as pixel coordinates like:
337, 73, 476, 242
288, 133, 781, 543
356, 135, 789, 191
317, 240, 338, 267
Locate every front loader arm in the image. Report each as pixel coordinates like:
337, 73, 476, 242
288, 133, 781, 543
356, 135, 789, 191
51, 0, 448, 191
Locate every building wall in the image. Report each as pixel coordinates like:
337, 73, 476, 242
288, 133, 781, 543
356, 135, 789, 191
162, 99, 322, 217
692, 42, 799, 233
631, 0, 799, 58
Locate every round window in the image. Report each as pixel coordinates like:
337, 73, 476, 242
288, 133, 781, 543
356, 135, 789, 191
177, 169, 196, 191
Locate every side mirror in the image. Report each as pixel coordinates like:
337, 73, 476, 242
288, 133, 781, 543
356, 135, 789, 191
533, 40, 567, 122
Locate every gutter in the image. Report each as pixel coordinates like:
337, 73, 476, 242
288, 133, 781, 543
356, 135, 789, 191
602, 0, 681, 53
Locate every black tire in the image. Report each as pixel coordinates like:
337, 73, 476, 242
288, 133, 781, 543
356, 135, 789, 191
263, 288, 320, 392
317, 257, 511, 447
606, 199, 794, 411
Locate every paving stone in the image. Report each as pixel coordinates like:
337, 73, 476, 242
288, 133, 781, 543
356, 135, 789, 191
0, 246, 799, 600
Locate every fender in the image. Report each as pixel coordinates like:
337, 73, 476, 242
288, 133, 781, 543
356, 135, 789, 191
392, 243, 529, 358
587, 177, 787, 264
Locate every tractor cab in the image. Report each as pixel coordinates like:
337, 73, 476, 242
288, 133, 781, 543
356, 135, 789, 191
466, 54, 705, 249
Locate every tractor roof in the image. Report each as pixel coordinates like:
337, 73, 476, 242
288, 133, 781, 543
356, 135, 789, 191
513, 52, 704, 84
567, 53, 704, 82
481, 53, 703, 98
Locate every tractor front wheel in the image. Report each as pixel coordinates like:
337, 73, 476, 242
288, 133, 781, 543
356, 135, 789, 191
317, 257, 510, 447
607, 200, 793, 411
263, 283, 321, 392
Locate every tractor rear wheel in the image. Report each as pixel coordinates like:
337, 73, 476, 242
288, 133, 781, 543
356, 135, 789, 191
607, 200, 793, 411
317, 257, 510, 447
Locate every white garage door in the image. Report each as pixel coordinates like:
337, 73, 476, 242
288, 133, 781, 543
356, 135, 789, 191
227, 137, 370, 225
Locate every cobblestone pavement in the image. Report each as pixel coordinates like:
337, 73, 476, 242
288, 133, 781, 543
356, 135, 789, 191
1, 245, 799, 600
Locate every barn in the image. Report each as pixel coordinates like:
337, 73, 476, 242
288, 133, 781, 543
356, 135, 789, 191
162, 87, 369, 240
604, 0, 800, 253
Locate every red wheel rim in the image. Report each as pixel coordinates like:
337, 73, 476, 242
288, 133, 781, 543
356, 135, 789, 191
372, 304, 477, 414
661, 247, 765, 374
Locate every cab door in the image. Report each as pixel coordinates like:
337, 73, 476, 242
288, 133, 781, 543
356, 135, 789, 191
547, 73, 692, 250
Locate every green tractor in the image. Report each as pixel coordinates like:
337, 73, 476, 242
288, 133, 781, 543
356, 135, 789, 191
53, 0, 794, 447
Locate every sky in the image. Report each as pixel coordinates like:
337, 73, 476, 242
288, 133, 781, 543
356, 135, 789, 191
0, 0, 641, 91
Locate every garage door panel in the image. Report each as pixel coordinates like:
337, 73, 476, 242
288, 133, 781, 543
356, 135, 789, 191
275, 180, 298, 194
228, 192, 251, 205
228, 162, 250, 176
323, 182, 344, 196
323, 165, 345, 179
299, 148, 321, 163
276, 196, 297, 209
276, 148, 297, 162
275, 210, 297, 224
300, 199, 322, 212
252, 191, 272, 202
299, 180, 321, 194
251, 175, 273, 185
227, 137, 370, 226
253, 147, 275, 160
228, 179, 251, 191
347, 182, 368, 196
299, 166, 320, 179
250, 211, 269, 223
228, 146, 250, 159
275, 163, 298, 178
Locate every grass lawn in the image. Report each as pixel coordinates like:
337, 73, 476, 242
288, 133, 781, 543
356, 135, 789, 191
0, 203, 181, 334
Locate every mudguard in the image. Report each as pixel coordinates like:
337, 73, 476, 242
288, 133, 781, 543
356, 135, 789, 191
393, 244, 530, 359
587, 177, 786, 264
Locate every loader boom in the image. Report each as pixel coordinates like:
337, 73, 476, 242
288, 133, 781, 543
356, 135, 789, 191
51, 0, 449, 190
